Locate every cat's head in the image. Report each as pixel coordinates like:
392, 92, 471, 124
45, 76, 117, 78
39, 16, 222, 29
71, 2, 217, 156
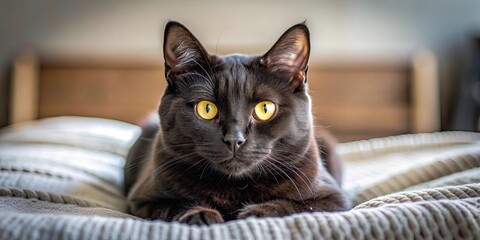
159, 21, 313, 178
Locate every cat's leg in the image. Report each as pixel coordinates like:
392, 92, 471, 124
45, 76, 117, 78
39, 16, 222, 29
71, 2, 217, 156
237, 187, 350, 219
129, 198, 224, 225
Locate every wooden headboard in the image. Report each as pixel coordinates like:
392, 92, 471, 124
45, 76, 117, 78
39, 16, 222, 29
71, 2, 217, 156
10, 51, 440, 142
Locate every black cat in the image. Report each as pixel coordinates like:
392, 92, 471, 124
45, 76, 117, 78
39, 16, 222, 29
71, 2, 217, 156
125, 21, 351, 225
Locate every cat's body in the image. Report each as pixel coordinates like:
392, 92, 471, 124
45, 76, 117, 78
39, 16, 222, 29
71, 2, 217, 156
126, 21, 351, 225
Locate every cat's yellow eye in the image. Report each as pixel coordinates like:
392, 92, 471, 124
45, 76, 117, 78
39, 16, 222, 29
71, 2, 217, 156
253, 101, 276, 121
196, 100, 218, 120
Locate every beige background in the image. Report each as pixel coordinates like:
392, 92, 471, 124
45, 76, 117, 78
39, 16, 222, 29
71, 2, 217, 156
2, 1, 480, 128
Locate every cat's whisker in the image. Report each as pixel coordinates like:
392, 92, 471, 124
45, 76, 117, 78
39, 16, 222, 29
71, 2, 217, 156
269, 153, 316, 198
264, 158, 304, 202
258, 162, 278, 184
269, 154, 316, 202
136, 152, 198, 191
266, 163, 288, 184
141, 157, 199, 191
199, 160, 212, 180
257, 163, 268, 177
273, 142, 329, 163
124, 157, 151, 172
136, 136, 157, 142
272, 148, 315, 162
246, 171, 257, 184
125, 142, 202, 168
269, 152, 312, 177
215, 25, 231, 56
157, 142, 218, 153
184, 158, 208, 173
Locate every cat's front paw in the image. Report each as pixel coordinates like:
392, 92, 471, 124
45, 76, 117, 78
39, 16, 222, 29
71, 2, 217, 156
175, 207, 225, 225
237, 201, 294, 219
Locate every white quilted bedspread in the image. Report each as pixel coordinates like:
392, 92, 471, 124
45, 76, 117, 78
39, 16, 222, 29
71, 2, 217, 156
0, 117, 479, 239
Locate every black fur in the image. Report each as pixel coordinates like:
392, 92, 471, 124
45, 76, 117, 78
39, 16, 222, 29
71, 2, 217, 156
126, 21, 350, 224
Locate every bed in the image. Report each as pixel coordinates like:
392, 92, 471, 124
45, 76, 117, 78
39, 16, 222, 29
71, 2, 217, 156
1, 52, 479, 239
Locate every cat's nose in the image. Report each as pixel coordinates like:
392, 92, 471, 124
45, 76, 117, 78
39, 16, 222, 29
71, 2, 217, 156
223, 138, 246, 154
223, 135, 246, 154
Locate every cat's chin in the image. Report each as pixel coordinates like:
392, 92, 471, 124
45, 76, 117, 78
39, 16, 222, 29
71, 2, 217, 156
213, 157, 261, 178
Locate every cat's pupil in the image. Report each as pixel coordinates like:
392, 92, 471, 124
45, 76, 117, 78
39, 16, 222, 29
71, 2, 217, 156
263, 104, 267, 113
206, 104, 211, 113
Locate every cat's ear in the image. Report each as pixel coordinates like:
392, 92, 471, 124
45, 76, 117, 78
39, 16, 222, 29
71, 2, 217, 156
163, 21, 210, 81
260, 23, 310, 91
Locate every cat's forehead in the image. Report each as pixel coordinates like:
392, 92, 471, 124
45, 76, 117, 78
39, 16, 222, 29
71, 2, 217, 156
215, 54, 254, 86
213, 54, 285, 104
218, 53, 256, 64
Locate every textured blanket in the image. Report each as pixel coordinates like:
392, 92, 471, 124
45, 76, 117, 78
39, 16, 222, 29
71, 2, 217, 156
0, 117, 479, 239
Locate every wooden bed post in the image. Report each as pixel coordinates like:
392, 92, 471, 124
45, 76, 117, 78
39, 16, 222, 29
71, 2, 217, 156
411, 49, 441, 133
9, 51, 39, 124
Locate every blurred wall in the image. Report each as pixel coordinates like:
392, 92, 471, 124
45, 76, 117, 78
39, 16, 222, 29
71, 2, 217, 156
1, 0, 480, 127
